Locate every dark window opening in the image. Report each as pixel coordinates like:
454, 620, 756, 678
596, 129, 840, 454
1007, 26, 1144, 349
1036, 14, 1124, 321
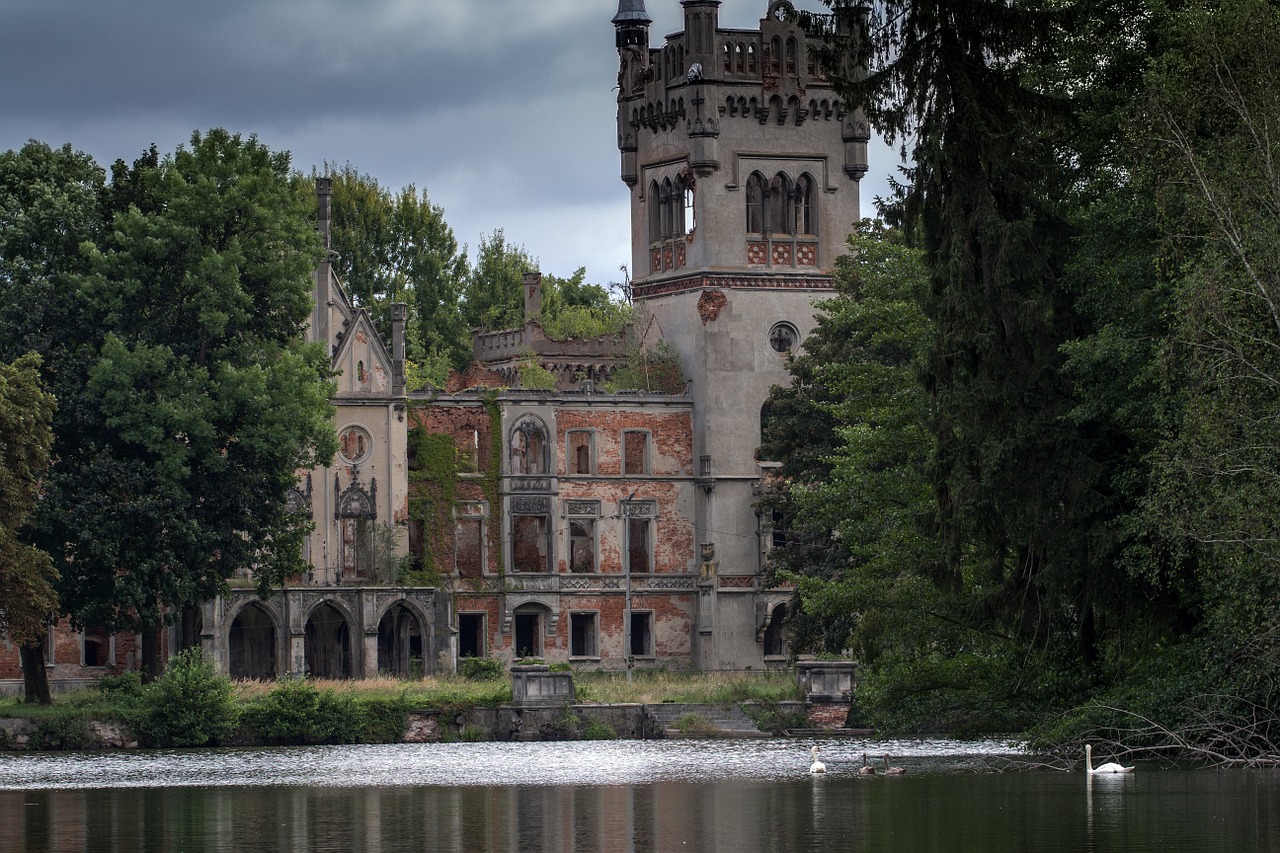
514, 611, 541, 658
229, 605, 277, 681
377, 603, 423, 678
764, 603, 789, 657
630, 611, 653, 657
571, 612, 598, 658
304, 602, 351, 679
627, 517, 651, 574
458, 613, 484, 659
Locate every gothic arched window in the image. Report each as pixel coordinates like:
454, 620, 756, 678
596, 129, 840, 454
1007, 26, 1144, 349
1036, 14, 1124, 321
648, 179, 662, 242
768, 173, 790, 234
794, 173, 816, 236
510, 417, 549, 475
746, 172, 764, 234
785, 38, 798, 76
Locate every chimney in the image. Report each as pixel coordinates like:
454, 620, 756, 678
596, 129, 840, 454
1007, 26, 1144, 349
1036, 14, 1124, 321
316, 177, 333, 251
390, 302, 407, 393
523, 272, 543, 323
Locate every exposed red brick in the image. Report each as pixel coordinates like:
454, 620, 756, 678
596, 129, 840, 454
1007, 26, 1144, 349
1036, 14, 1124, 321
697, 289, 728, 324
445, 362, 507, 393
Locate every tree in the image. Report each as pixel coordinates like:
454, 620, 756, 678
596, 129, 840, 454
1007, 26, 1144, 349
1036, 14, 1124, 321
323, 165, 471, 375
0, 140, 105, 702
462, 229, 538, 331
22, 130, 337, 677
0, 353, 58, 703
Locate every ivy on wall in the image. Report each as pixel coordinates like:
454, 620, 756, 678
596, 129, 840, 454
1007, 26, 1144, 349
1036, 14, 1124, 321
405, 425, 456, 585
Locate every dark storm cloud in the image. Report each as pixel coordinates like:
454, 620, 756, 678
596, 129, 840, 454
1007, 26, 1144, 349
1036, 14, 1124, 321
0, 1, 604, 124
0, 0, 892, 282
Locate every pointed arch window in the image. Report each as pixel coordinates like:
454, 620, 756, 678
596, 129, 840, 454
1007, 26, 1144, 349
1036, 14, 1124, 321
659, 178, 674, 239
747, 43, 758, 74
510, 417, 549, 475
768, 173, 791, 234
793, 173, 816, 236
769, 37, 782, 75
785, 38, 798, 76
723, 43, 732, 73
648, 179, 662, 242
746, 172, 765, 234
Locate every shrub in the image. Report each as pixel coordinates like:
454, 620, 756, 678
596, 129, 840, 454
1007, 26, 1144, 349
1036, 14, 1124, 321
240, 679, 363, 745
581, 718, 616, 740
459, 723, 488, 742
98, 671, 143, 699
35, 708, 94, 750
458, 657, 505, 681
674, 713, 717, 736
134, 649, 239, 748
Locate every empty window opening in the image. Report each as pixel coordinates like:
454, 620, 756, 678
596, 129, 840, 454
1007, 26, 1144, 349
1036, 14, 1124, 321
570, 612, 599, 658
568, 430, 594, 475
746, 172, 764, 234
455, 517, 484, 577
513, 514, 551, 573
514, 611, 541, 658
627, 517, 651, 574
764, 603, 789, 657
623, 431, 650, 475
458, 613, 485, 659
570, 519, 596, 573
82, 625, 111, 667
511, 418, 548, 475
630, 611, 654, 657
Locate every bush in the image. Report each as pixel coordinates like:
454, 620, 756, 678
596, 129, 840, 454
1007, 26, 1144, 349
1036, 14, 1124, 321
581, 718, 616, 740
35, 708, 94, 750
240, 679, 363, 745
98, 671, 143, 699
134, 649, 239, 748
458, 657, 505, 680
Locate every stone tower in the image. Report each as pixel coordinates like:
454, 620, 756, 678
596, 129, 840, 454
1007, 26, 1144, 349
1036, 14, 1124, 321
614, 0, 866, 669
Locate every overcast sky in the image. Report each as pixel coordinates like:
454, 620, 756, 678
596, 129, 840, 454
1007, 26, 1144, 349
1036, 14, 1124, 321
1, 0, 896, 286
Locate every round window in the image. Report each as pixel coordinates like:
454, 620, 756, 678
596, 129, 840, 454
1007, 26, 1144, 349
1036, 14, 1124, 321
338, 426, 372, 464
768, 322, 799, 355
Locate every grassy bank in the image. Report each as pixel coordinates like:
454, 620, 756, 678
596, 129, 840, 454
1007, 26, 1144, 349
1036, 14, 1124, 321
0, 665, 803, 749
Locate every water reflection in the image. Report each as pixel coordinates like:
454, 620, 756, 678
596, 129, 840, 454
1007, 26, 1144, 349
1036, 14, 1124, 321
1, 740, 1277, 853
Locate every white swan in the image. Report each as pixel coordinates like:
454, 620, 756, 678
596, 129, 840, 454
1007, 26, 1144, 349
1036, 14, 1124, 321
809, 745, 827, 774
1085, 744, 1134, 774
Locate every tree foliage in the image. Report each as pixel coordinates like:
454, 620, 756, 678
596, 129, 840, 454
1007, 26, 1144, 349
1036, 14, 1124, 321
1, 131, 337, 652
0, 353, 58, 647
323, 164, 471, 373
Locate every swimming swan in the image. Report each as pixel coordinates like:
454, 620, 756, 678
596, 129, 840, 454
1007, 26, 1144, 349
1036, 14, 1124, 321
1085, 744, 1134, 774
809, 746, 827, 774
858, 752, 877, 776
882, 756, 906, 776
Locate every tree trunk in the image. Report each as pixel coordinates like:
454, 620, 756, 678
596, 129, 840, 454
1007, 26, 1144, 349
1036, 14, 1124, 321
20, 639, 52, 705
141, 619, 164, 682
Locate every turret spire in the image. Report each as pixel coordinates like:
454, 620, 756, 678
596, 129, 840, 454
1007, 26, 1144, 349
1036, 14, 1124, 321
612, 0, 651, 25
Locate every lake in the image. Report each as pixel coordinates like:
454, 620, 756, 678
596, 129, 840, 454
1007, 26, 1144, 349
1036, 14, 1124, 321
1, 738, 1276, 852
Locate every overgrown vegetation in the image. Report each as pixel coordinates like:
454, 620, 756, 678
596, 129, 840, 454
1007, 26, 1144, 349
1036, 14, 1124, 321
756, 0, 1280, 761
132, 649, 239, 747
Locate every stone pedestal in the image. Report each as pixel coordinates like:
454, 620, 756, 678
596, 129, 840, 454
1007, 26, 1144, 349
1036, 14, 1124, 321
510, 664, 575, 707
796, 660, 856, 730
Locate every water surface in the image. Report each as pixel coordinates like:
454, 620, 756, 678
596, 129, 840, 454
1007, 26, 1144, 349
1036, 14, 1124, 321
1, 739, 1274, 852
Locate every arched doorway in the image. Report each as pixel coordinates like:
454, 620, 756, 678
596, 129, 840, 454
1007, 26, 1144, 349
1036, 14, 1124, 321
229, 604, 277, 680
377, 602, 424, 678
305, 602, 352, 679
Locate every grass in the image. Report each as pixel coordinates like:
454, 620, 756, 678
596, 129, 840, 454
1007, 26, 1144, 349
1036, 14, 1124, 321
0, 670, 797, 722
